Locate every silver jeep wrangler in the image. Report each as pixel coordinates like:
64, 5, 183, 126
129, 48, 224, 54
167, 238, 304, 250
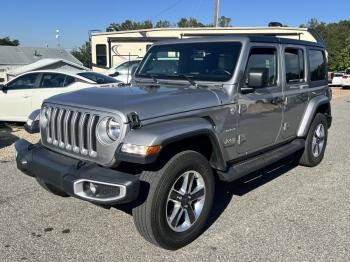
16, 35, 332, 250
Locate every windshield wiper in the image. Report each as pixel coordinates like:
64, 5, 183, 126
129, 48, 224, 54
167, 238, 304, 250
136, 73, 160, 84
177, 74, 198, 87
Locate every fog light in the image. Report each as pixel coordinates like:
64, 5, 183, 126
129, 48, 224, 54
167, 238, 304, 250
73, 179, 126, 202
89, 183, 98, 194
83, 182, 99, 196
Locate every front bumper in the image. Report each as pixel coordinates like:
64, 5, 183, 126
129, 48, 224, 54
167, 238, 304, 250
15, 139, 139, 205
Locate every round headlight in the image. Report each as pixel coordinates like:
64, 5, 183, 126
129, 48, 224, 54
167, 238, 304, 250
106, 118, 121, 141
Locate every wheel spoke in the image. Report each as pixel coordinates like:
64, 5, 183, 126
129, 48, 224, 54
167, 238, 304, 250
181, 172, 195, 194
314, 143, 319, 155
170, 205, 184, 227
317, 143, 321, 155
185, 205, 196, 224
168, 189, 184, 203
312, 142, 317, 154
190, 187, 205, 200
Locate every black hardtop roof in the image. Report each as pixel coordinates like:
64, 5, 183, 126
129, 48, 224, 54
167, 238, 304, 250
248, 35, 325, 48
153, 34, 325, 49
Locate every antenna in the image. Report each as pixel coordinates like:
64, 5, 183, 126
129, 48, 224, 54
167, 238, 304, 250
126, 52, 131, 84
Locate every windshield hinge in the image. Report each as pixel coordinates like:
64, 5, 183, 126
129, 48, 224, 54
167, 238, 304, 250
127, 112, 142, 129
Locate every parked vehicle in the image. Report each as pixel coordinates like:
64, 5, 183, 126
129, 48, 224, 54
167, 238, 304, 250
15, 35, 332, 250
103, 59, 141, 83
330, 72, 344, 86
0, 70, 121, 122
341, 68, 350, 88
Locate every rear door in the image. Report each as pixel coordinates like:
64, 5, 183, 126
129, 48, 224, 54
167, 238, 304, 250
0, 73, 40, 121
281, 46, 309, 139
236, 45, 283, 154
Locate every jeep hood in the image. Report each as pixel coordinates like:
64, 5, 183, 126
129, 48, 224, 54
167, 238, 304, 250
45, 85, 224, 121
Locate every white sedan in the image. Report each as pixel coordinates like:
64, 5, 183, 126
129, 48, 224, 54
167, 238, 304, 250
104, 59, 141, 84
341, 69, 350, 88
330, 72, 344, 86
0, 70, 121, 122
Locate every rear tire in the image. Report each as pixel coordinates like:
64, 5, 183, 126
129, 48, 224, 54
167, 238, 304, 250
299, 113, 328, 167
36, 178, 69, 197
132, 150, 215, 250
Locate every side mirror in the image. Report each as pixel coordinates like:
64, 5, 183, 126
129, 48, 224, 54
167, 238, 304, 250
247, 68, 268, 88
24, 109, 40, 134
109, 71, 120, 77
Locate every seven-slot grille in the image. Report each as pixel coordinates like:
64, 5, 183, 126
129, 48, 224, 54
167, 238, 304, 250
43, 106, 100, 157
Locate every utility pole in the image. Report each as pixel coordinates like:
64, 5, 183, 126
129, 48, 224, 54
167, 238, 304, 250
214, 0, 219, 27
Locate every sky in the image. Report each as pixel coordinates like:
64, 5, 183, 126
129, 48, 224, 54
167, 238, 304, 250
1, 0, 350, 49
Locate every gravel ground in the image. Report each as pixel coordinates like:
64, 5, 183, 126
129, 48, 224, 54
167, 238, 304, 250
0, 95, 349, 262
0, 124, 39, 162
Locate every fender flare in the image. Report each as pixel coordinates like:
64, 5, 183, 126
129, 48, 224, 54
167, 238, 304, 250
297, 95, 331, 137
120, 117, 227, 170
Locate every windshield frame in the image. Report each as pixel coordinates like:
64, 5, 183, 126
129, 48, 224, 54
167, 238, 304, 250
135, 41, 243, 84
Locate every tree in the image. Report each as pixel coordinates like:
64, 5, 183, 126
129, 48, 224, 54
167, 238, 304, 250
333, 37, 350, 70
107, 20, 153, 31
71, 41, 92, 68
302, 19, 350, 71
0, 37, 19, 46
218, 16, 231, 27
177, 18, 206, 28
155, 20, 171, 28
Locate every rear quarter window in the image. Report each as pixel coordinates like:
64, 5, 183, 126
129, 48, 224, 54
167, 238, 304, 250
309, 50, 327, 82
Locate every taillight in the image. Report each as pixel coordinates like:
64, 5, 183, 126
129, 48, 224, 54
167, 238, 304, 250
342, 75, 348, 79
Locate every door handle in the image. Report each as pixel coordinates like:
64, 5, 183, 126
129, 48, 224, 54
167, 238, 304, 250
22, 94, 30, 98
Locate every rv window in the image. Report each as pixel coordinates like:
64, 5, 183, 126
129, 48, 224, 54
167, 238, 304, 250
96, 44, 107, 67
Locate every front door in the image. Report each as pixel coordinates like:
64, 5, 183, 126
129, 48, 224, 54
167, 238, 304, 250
237, 45, 283, 154
0, 73, 40, 121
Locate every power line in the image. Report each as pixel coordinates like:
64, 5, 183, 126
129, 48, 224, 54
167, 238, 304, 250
149, 0, 184, 22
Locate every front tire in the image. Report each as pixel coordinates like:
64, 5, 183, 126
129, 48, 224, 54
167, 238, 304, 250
299, 113, 328, 167
132, 150, 215, 250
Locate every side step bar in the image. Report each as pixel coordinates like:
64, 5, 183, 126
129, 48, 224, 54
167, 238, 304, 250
217, 139, 305, 182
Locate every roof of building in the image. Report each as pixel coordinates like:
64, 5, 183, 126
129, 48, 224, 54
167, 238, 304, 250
0, 46, 82, 66
6, 58, 88, 76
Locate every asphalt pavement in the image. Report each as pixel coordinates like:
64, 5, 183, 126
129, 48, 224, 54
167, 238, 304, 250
0, 95, 349, 262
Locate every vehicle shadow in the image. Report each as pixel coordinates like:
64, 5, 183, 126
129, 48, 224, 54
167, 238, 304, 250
113, 154, 299, 226
206, 155, 299, 230
0, 123, 20, 149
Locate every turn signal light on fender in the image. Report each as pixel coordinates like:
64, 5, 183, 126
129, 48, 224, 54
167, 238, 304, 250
121, 144, 161, 156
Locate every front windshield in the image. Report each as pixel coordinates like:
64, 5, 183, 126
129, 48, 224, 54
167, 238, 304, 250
78, 72, 119, 84
135, 42, 242, 82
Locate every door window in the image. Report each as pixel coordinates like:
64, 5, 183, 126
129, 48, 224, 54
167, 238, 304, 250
7, 73, 39, 90
285, 48, 305, 83
243, 47, 278, 90
115, 61, 140, 75
40, 73, 66, 88
63, 76, 76, 87
309, 50, 327, 82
